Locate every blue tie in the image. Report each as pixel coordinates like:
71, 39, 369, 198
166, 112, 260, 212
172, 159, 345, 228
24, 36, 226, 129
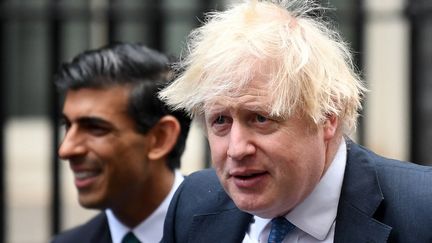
121, 232, 141, 243
267, 217, 295, 243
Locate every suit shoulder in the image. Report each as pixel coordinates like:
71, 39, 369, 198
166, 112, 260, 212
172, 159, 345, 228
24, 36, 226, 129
174, 169, 233, 211
363, 145, 432, 184
182, 168, 221, 192
348, 141, 432, 179
163, 169, 242, 242
375, 157, 432, 200
349, 141, 432, 207
51, 212, 108, 243
186, 168, 219, 181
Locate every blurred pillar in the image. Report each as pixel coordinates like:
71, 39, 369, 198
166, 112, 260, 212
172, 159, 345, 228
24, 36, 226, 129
0, 1, 6, 242
408, 0, 432, 165
49, 0, 62, 235
147, 0, 164, 51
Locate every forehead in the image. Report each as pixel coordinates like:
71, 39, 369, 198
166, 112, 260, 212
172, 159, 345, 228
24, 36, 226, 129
204, 78, 271, 112
63, 86, 130, 118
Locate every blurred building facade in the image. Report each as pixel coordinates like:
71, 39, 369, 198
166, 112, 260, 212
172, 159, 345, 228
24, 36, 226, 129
0, 0, 431, 242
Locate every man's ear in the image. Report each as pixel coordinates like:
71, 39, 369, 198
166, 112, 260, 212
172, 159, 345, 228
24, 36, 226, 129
323, 114, 338, 140
147, 115, 181, 161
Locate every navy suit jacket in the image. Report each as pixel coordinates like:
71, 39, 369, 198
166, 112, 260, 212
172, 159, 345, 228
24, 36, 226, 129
51, 212, 112, 243
162, 141, 432, 243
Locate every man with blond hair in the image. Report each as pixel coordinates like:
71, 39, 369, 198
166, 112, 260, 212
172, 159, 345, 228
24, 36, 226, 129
159, 0, 432, 242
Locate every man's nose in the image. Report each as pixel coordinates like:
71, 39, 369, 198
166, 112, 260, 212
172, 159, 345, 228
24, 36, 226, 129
58, 127, 87, 160
227, 122, 256, 160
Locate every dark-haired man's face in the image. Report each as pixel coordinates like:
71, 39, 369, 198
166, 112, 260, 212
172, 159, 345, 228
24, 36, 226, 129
59, 86, 154, 210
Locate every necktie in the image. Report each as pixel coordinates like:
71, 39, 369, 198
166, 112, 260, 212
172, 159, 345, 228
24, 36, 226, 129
267, 217, 295, 243
121, 232, 141, 243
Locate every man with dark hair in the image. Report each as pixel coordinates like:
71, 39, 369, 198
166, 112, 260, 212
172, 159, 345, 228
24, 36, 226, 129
51, 43, 191, 243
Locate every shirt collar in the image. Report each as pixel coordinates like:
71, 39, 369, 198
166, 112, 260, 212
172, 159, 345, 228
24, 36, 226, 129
286, 138, 347, 240
106, 170, 184, 243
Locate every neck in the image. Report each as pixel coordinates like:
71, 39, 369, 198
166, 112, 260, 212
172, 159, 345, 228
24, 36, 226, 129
112, 165, 175, 228
323, 133, 343, 176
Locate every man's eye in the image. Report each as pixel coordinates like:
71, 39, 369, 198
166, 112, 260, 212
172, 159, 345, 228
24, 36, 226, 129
60, 121, 71, 131
256, 114, 268, 123
214, 115, 226, 125
86, 125, 110, 136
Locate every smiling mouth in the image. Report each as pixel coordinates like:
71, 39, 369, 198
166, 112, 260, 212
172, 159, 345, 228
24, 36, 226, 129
73, 170, 102, 190
74, 171, 99, 180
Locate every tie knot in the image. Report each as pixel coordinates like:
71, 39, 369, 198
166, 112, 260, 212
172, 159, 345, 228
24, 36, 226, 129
122, 232, 141, 243
267, 217, 295, 243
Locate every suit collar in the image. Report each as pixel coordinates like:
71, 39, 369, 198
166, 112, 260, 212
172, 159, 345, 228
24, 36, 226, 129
334, 140, 391, 243
190, 208, 252, 243
189, 188, 253, 243
87, 212, 112, 243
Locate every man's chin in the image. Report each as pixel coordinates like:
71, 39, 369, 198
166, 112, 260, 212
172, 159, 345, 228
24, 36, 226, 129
232, 196, 280, 218
78, 196, 104, 209
232, 196, 263, 213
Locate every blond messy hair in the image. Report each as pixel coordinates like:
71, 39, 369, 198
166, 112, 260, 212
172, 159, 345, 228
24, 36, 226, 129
159, 0, 367, 133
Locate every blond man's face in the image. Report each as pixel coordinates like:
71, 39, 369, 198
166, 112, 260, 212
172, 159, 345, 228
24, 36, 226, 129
204, 78, 336, 218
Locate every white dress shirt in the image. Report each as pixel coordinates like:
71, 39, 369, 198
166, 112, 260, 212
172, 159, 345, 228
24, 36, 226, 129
243, 139, 347, 243
106, 170, 184, 243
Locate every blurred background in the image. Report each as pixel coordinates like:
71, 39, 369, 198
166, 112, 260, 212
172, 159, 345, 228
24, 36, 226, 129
0, 0, 431, 242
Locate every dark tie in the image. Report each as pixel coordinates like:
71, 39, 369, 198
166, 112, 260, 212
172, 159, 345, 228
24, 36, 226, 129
121, 232, 141, 243
267, 217, 295, 243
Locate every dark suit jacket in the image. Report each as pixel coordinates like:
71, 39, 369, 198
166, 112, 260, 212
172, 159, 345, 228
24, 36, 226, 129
51, 212, 112, 243
162, 141, 432, 243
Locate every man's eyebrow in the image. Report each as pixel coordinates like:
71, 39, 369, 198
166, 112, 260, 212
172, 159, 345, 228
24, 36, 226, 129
205, 107, 226, 114
60, 114, 113, 127
77, 117, 112, 127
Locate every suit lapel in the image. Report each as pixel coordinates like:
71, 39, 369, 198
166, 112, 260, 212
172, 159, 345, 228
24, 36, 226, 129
89, 213, 112, 243
334, 141, 391, 243
188, 189, 253, 243
189, 208, 252, 243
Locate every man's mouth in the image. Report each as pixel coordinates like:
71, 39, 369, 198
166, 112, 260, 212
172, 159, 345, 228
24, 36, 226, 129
233, 171, 267, 180
74, 171, 99, 180
230, 170, 269, 188
73, 169, 101, 189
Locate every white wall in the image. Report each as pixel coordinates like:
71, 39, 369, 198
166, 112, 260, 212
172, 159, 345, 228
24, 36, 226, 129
364, 0, 410, 160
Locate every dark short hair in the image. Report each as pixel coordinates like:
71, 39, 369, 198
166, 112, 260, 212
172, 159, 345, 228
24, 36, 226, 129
55, 42, 191, 170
